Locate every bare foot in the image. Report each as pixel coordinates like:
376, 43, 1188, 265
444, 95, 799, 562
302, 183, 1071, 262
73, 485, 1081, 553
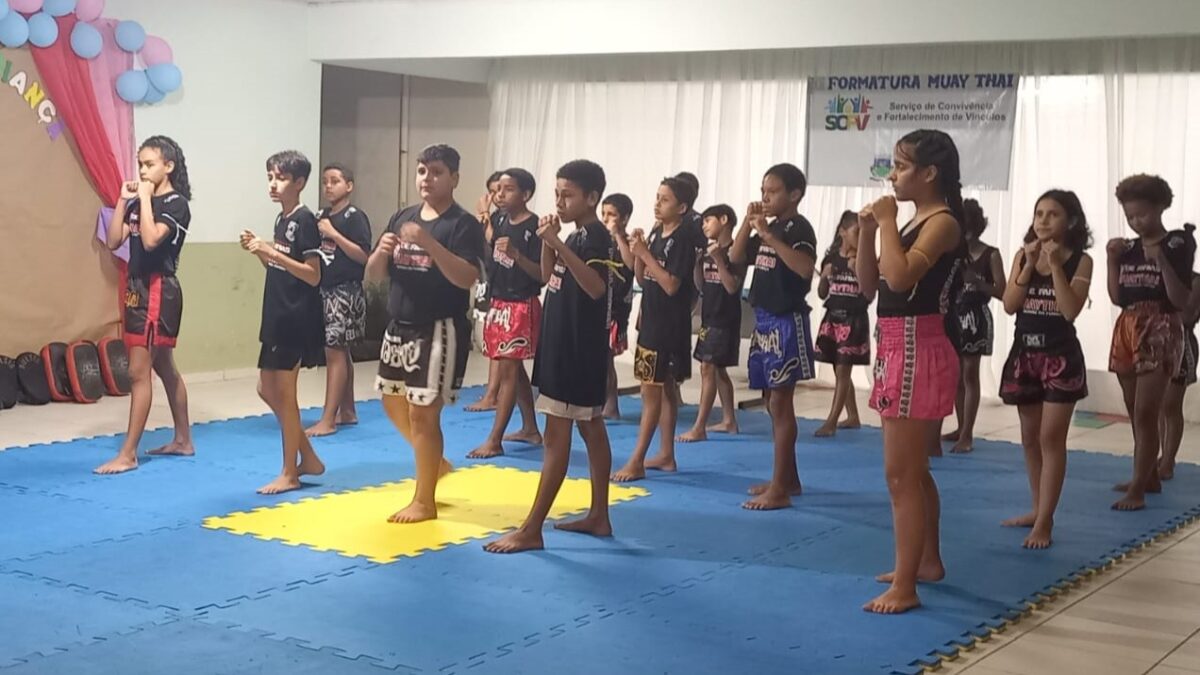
464, 398, 497, 413
707, 420, 739, 434
1023, 522, 1053, 549
305, 421, 337, 438
1159, 460, 1176, 481
611, 462, 646, 483
676, 428, 707, 443
554, 514, 613, 537
1112, 494, 1146, 511
147, 441, 195, 456
875, 560, 945, 584
949, 439, 974, 454
336, 413, 358, 426
814, 421, 837, 438
467, 441, 504, 459
941, 428, 960, 442
1113, 479, 1162, 494
389, 500, 437, 523
864, 587, 921, 614
742, 489, 792, 511
838, 418, 861, 430
603, 410, 622, 421
439, 458, 453, 480
94, 454, 138, 475
502, 429, 543, 445
298, 455, 325, 477
257, 474, 302, 495
483, 528, 544, 553
747, 481, 803, 496
1001, 512, 1037, 528
644, 455, 677, 472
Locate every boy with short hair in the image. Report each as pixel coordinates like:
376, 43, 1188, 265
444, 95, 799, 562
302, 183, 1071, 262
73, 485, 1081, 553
678, 204, 743, 442
612, 176, 700, 482
485, 159, 616, 553
601, 193, 635, 419
729, 163, 817, 510
306, 163, 373, 437
240, 150, 327, 495
468, 168, 544, 458
366, 144, 486, 523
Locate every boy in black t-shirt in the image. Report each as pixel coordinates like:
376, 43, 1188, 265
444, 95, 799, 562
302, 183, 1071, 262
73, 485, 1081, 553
95, 136, 195, 476
677, 204, 743, 443
465, 172, 506, 414
366, 144, 486, 523
484, 159, 616, 553
729, 163, 818, 510
601, 193, 636, 419
612, 177, 699, 483
468, 168, 544, 459
305, 164, 373, 438
240, 150, 327, 495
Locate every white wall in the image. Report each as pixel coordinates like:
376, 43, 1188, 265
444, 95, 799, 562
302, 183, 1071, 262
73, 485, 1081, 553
107, 0, 322, 242
307, 0, 1200, 62
405, 76, 490, 212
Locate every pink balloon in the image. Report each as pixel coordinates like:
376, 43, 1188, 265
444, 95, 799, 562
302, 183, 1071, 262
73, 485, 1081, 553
74, 0, 104, 22
141, 35, 172, 67
9, 0, 44, 14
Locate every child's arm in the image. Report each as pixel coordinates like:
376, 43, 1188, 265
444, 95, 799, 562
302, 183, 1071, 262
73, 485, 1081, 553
988, 248, 1007, 300
761, 224, 816, 280
631, 229, 648, 286
495, 236, 543, 282
611, 226, 636, 270
319, 213, 370, 265
855, 212, 880, 300
711, 245, 741, 296
106, 183, 137, 250
241, 230, 322, 286
817, 263, 832, 300
1186, 275, 1200, 326
633, 230, 684, 296
539, 238, 557, 285
134, 181, 173, 252
400, 220, 480, 290
540, 216, 605, 300
875, 200, 958, 293
729, 202, 760, 266
1149, 238, 1194, 311
1047, 247, 1092, 322
366, 231, 396, 282
1105, 238, 1126, 306
1002, 246, 1037, 315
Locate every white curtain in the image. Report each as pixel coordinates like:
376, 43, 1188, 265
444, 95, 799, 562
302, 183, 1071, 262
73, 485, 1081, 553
487, 38, 1200, 411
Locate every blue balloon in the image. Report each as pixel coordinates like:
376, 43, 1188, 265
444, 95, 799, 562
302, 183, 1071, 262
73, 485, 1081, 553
114, 19, 143, 52
44, 0, 75, 17
0, 0, 10, 23
0, 11, 28, 48
116, 69, 149, 103
146, 62, 181, 94
142, 83, 164, 104
69, 20, 100, 58
27, 12, 58, 48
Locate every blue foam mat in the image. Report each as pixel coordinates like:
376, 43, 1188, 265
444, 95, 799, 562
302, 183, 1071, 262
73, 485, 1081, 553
1, 385, 1198, 674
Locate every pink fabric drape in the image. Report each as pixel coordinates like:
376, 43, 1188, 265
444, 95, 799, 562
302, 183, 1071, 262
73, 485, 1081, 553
88, 19, 135, 183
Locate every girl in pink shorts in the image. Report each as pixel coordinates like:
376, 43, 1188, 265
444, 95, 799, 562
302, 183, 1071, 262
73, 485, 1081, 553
855, 129, 965, 615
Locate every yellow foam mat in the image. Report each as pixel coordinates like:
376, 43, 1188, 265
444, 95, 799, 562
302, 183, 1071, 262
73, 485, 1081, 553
202, 465, 649, 563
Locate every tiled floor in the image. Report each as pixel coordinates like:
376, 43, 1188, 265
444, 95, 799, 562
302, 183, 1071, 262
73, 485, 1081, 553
1, 355, 1197, 675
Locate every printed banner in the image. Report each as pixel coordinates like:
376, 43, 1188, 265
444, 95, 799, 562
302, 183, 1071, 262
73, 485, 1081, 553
806, 73, 1018, 189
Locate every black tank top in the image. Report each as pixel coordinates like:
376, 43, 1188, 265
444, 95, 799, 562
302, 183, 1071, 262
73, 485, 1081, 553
1014, 250, 1083, 350
877, 212, 962, 318
958, 244, 996, 307
823, 250, 868, 314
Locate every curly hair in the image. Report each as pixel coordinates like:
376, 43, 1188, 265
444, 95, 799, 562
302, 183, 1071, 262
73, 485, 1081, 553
1115, 174, 1173, 209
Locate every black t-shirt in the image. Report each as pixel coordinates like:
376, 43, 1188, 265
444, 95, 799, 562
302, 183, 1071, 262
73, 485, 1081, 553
1015, 250, 1083, 350
382, 203, 486, 324
1116, 229, 1196, 310
126, 192, 190, 280
487, 212, 542, 301
316, 204, 372, 288
700, 246, 744, 329
610, 251, 634, 328
877, 215, 962, 318
534, 221, 614, 405
260, 206, 324, 346
639, 223, 698, 351
747, 215, 817, 315
959, 244, 997, 306
822, 250, 867, 314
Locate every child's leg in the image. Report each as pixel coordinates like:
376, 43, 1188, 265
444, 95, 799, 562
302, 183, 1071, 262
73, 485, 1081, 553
1026, 401, 1073, 548
866, 417, 944, 614
1158, 383, 1186, 480
816, 363, 852, 437
646, 373, 679, 471
950, 355, 981, 453
469, 359, 520, 459
145, 347, 194, 456
258, 366, 323, 494
712, 367, 739, 432
94, 345, 154, 474
390, 397, 448, 523
503, 363, 542, 443
745, 385, 800, 509
1113, 373, 1138, 490
1003, 403, 1043, 528
1115, 370, 1170, 510
556, 416, 614, 535
465, 359, 500, 412
612, 383, 663, 482
840, 368, 861, 428
678, 362, 716, 442
307, 346, 348, 437
604, 355, 621, 419
338, 347, 358, 424
484, 415, 573, 553
943, 363, 966, 441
